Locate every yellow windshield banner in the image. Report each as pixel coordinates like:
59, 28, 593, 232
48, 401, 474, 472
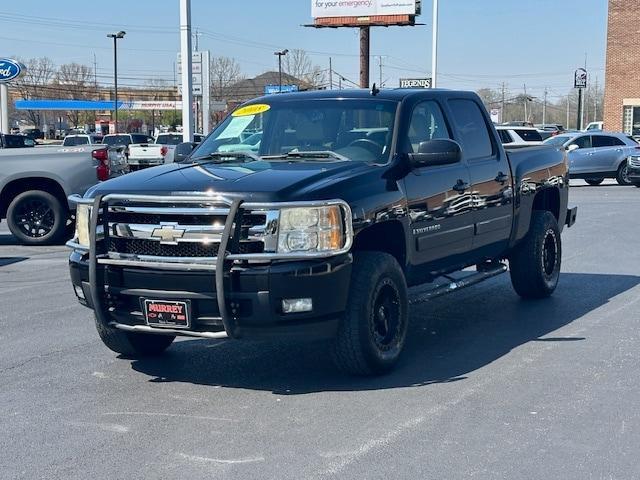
232, 104, 271, 117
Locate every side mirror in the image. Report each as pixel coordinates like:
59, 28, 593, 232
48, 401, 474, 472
174, 142, 197, 162
408, 139, 462, 168
567, 144, 579, 152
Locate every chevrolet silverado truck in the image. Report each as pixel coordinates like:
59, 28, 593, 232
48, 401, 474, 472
127, 133, 205, 171
67, 89, 577, 375
0, 144, 126, 245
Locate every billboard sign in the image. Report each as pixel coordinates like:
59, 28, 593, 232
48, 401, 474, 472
399, 78, 432, 89
312, 0, 417, 19
574, 68, 587, 89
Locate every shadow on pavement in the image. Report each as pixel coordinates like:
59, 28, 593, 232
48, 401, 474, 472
0, 257, 29, 267
0, 233, 19, 246
130, 272, 639, 395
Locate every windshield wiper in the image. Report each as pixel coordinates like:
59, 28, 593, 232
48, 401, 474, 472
262, 150, 350, 162
189, 151, 261, 164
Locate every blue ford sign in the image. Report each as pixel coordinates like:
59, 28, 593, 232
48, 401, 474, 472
0, 58, 24, 83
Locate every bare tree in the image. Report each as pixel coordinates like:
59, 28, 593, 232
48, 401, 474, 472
12, 57, 56, 127
53, 62, 95, 127
282, 49, 326, 88
209, 56, 243, 101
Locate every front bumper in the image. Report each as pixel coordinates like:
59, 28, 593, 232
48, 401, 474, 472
69, 251, 352, 340
628, 164, 640, 183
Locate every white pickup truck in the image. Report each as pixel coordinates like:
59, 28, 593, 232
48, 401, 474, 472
127, 133, 205, 171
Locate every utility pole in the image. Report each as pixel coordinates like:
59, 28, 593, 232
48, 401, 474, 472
501, 82, 506, 123
93, 53, 98, 91
566, 96, 570, 129
193, 28, 201, 51
338, 75, 342, 90
523, 84, 528, 122
329, 57, 333, 90
359, 26, 370, 88
378, 55, 383, 87
594, 76, 599, 121
431, 0, 439, 88
543, 87, 548, 126
180, 0, 194, 142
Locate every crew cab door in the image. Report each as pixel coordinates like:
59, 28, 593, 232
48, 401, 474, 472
446, 98, 513, 257
401, 100, 474, 269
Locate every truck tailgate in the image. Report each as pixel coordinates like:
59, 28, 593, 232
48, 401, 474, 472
128, 144, 164, 160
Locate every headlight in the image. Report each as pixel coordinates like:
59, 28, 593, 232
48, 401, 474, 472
75, 204, 91, 247
277, 205, 347, 254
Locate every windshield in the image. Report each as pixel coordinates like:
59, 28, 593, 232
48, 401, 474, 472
103, 135, 131, 146
193, 99, 398, 163
156, 134, 183, 145
543, 135, 573, 147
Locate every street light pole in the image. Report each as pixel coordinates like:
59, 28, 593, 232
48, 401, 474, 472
431, 0, 439, 88
274, 49, 288, 93
107, 31, 126, 134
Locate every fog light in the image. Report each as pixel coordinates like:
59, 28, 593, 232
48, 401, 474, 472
282, 298, 313, 314
73, 284, 86, 300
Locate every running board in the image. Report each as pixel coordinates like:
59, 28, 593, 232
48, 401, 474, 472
409, 263, 508, 306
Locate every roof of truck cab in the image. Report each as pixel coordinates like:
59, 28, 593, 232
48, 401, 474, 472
244, 88, 473, 104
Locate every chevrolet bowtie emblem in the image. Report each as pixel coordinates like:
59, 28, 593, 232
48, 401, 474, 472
150, 224, 185, 245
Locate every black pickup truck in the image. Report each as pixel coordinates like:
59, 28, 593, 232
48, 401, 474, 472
67, 89, 577, 375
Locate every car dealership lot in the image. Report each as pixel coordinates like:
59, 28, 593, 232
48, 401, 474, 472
1, 182, 639, 480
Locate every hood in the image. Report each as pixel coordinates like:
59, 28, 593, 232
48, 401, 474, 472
86, 159, 380, 202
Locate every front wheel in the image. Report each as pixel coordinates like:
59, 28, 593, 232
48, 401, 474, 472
616, 161, 632, 185
6, 190, 68, 245
331, 252, 408, 375
585, 178, 604, 186
95, 317, 175, 358
509, 211, 562, 299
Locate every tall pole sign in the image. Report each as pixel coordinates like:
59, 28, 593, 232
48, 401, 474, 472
574, 68, 587, 130
180, 0, 194, 142
0, 58, 25, 134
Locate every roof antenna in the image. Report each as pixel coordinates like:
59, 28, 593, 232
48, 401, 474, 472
371, 83, 380, 96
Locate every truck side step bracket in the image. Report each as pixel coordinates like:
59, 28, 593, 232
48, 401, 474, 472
409, 263, 508, 305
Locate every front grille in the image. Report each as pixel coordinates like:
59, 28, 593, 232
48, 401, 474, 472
108, 238, 263, 257
103, 201, 269, 261
629, 156, 640, 168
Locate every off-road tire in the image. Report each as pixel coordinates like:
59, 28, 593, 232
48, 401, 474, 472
584, 178, 604, 186
95, 316, 175, 357
331, 252, 408, 375
7, 190, 67, 245
616, 161, 632, 185
509, 211, 562, 299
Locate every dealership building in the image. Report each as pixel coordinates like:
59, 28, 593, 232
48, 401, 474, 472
604, 0, 640, 134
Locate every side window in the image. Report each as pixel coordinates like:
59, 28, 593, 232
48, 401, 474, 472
497, 129, 513, 144
405, 100, 450, 153
514, 129, 543, 142
448, 99, 494, 160
592, 135, 614, 148
609, 136, 626, 146
571, 136, 592, 149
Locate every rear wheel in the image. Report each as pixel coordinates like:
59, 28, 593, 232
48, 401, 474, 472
584, 178, 604, 186
616, 161, 632, 185
509, 211, 562, 299
331, 252, 408, 375
95, 317, 175, 357
6, 190, 68, 245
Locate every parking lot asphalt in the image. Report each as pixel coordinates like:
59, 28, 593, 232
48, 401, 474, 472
1, 180, 639, 480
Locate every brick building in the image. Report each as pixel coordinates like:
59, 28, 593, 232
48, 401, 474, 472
603, 0, 640, 134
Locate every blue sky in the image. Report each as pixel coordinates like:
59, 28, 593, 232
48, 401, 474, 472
1, 0, 607, 102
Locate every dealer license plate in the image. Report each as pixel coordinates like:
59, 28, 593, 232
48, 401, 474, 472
143, 299, 191, 329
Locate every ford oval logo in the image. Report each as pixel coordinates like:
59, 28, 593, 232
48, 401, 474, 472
0, 58, 24, 83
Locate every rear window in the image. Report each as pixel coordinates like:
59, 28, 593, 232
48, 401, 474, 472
3, 135, 27, 148
131, 134, 148, 144
155, 134, 183, 145
103, 135, 132, 146
448, 99, 494, 160
513, 129, 543, 142
497, 129, 513, 144
63, 136, 89, 146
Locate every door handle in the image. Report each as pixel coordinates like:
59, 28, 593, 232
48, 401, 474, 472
495, 172, 509, 183
453, 179, 468, 193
